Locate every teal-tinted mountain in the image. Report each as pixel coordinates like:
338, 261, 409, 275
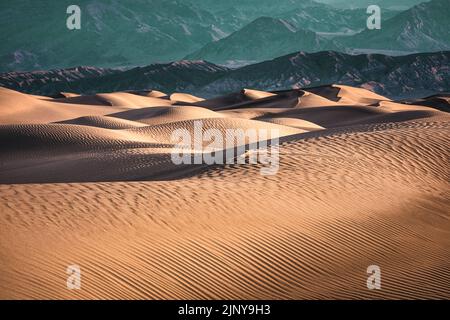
1, 0, 447, 72
190, 0, 321, 16
343, 0, 450, 52
277, 6, 399, 34
0, 0, 346, 72
185, 17, 340, 65
0, 0, 232, 72
195, 0, 399, 33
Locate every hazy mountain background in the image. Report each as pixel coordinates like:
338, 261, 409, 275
1, 0, 448, 72
189, 0, 449, 64
341, 0, 450, 53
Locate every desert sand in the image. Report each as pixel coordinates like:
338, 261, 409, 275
0, 85, 449, 299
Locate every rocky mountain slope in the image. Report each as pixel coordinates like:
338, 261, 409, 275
2, 51, 448, 99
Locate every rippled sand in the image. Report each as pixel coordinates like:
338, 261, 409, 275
1, 85, 449, 299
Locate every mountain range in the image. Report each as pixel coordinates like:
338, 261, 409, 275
2, 51, 448, 99
0, 0, 230, 72
342, 0, 450, 53
1, 0, 448, 72
189, 0, 450, 64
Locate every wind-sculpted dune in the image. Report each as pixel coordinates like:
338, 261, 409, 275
0, 85, 449, 299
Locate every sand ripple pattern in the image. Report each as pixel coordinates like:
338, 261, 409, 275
0, 86, 449, 299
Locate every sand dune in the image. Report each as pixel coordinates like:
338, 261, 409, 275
0, 86, 449, 299
53, 92, 173, 108
0, 87, 126, 124
57, 115, 148, 129
297, 91, 342, 107
170, 93, 205, 104
124, 90, 168, 98
57, 92, 80, 98
195, 89, 301, 111
261, 117, 325, 131
402, 94, 450, 113
304, 84, 389, 105
333, 84, 390, 105
108, 106, 228, 125
242, 88, 277, 100
127, 117, 302, 146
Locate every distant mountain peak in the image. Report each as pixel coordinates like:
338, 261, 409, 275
184, 17, 339, 64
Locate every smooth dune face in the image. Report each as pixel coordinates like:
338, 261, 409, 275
58, 92, 80, 98
0, 86, 449, 299
146, 90, 168, 98
242, 88, 277, 100
332, 84, 390, 105
170, 93, 205, 103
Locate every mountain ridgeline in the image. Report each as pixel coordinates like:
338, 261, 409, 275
2, 51, 449, 100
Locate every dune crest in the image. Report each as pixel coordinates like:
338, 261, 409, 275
170, 93, 205, 103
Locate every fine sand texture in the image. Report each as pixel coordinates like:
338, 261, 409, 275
0, 85, 449, 299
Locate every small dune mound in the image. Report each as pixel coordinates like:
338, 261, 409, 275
57, 115, 148, 129
254, 103, 439, 129
55, 92, 80, 98
298, 90, 340, 107
96, 92, 173, 108
109, 105, 228, 125
196, 90, 300, 111
398, 94, 450, 113
147, 90, 168, 98
261, 117, 324, 131
170, 93, 205, 104
126, 90, 168, 98
377, 100, 440, 112
221, 108, 286, 120
52, 94, 115, 106
303, 85, 341, 101
333, 84, 390, 105
194, 91, 255, 109
127, 117, 302, 147
242, 89, 276, 100
0, 87, 125, 124
252, 105, 386, 128
304, 84, 389, 105
54, 92, 174, 108
0, 123, 156, 152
